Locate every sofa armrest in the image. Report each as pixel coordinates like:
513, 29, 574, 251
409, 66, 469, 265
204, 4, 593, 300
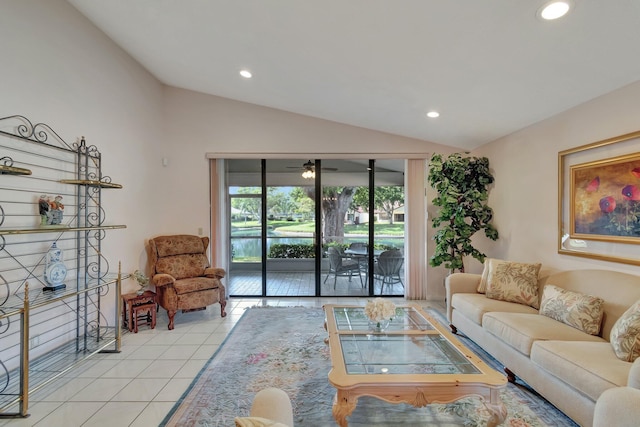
593, 386, 640, 427
152, 273, 175, 287
235, 416, 289, 427
445, 273, 481, 322
629, 357, 640, 389
204, 267, 226, 279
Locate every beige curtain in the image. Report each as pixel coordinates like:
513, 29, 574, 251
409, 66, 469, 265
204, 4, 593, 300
404, 158, 429, 299
209, 159, 229, 272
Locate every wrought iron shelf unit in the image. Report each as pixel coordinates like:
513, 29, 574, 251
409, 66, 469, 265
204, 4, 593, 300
0, 224, 126, 236
0, 115, 126, 417
58, 179, 123, 189
0, 274, 123, 319
0, 165, 32, 176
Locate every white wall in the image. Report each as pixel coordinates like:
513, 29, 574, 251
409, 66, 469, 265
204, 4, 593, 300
0, 0, 166, 293
473, 80, 640, 278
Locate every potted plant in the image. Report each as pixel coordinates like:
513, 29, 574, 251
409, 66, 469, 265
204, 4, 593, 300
428, 153, 499, 273
132, 269, 149, 295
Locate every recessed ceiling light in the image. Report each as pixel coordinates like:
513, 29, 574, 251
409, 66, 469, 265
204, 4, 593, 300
426, 111, 440, 118
239, 69, 252, 79
538, 1, 571, 20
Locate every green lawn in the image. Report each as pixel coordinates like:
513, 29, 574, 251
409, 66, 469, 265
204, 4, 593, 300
231, 220, 405, 235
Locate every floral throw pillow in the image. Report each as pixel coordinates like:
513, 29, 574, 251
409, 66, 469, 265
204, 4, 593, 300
610, 299, 640, 362
539, 285, 605, 335
484, 259, 542, 309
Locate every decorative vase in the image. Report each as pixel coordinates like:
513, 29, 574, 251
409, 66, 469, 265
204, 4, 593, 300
43, 242, 67, 292
368, 319, 390, 333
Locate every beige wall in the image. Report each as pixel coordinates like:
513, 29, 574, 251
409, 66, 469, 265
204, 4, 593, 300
473, 80, 640, 278
161, 87, 456, 299
0, 0, 166, 293
160, 85, 443, 234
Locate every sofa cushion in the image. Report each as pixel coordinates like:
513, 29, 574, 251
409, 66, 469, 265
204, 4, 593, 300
483, 312, 605, 356
610, 299, 640, 362
539, 284, 605, 335
484, 259, 542, 309
451, 293, 538, 326
531, 340, 631, 402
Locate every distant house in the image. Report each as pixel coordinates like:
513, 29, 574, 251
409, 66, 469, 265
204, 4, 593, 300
393, 206, 405, 223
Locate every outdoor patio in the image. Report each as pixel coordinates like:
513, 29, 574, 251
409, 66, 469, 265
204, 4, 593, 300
228, 270, 405, 297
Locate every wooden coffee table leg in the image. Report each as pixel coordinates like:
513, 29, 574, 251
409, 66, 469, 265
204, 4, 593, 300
332, 390, 357, 427
484, 390, 507, 427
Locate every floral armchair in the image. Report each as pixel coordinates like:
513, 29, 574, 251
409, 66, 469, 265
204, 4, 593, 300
149, 234, 227, 330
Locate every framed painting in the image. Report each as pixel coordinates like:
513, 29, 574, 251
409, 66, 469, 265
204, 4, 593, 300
558, 130, 640, 266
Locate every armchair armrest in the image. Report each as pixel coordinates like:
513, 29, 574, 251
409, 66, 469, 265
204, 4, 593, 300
445, 273, 481, 322
152, 273, 175, 287
205, 267, 226, 279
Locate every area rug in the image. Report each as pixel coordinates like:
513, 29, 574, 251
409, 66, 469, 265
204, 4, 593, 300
160, 306, 579, 427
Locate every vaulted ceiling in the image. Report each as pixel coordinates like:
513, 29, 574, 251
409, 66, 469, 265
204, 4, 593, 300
68, 1, 640, 150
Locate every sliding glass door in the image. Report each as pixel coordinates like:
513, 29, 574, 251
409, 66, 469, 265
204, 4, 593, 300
265, 160, 316, 296
228, 159, 263, 296
226, 158, 405, 297
320, 159, 370, 296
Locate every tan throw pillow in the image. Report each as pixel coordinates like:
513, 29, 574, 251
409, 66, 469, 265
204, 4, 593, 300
477, 258, 493, 293
610, 299, 640, 362
477, 258, 507, 293
484, 259, 542, 308
539, 285, 605, 335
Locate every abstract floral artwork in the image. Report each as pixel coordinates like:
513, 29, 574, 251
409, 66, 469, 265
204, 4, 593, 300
559, 130, 640, 266
571, 153, 640, 240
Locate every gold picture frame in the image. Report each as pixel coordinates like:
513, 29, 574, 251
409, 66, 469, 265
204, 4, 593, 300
558, 130, 640, 266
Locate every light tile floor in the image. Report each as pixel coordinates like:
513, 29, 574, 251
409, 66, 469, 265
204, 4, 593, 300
0, 297, 444, 427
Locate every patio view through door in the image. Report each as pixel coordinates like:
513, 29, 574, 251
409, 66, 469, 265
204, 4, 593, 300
226, 158, 405, 297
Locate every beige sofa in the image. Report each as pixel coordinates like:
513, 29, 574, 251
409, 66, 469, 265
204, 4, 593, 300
446, 269, 640, 427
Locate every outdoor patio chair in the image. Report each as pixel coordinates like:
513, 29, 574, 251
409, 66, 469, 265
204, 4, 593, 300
346, 242, 369, 278
373, 249, 404, 293
324, 246, 363, 289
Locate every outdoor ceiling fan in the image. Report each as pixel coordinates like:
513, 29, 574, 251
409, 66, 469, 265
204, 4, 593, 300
287, 160, 338, 179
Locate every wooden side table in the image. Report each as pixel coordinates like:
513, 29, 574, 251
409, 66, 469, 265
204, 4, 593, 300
122, 290, 157, 332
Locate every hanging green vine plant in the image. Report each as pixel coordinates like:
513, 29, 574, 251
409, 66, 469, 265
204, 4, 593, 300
428, 153, 499, 273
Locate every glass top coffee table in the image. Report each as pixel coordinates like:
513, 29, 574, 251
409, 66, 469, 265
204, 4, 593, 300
324, 303, 507, 427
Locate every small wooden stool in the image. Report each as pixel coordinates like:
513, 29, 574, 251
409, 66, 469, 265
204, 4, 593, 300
122, 290, 157, 332
131, 302, 156, 333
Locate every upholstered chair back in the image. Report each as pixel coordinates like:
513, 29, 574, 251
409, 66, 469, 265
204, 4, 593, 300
150, 235, 211, 280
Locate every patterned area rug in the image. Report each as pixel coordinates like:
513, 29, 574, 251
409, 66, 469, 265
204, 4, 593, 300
160, 306, 579, 427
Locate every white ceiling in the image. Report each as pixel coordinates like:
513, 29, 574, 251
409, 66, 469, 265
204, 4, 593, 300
67, 1, 640, 150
